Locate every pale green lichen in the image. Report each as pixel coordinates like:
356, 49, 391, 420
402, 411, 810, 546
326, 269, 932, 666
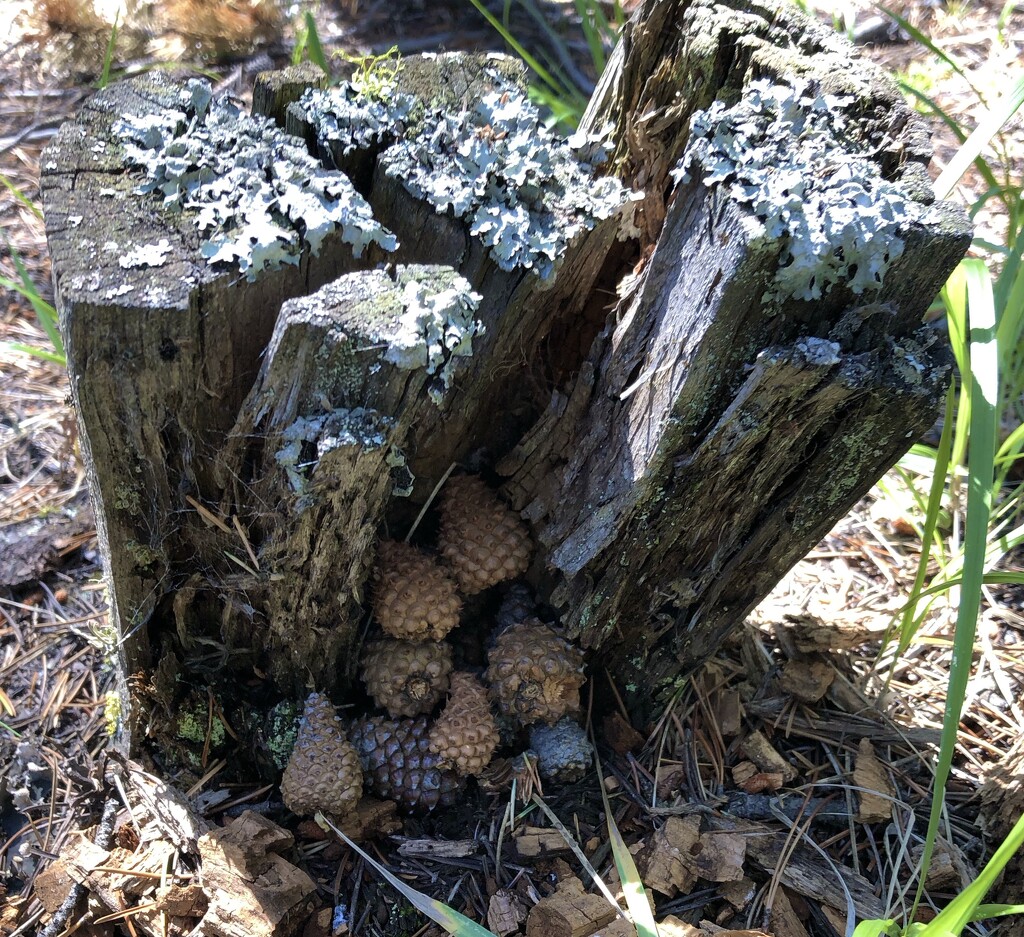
384, 276, 484, 403
114, 79, 396, 279
299, 80, 633, 278
379, 89, 631, 278
674, 78, 922, 302
177, 708, 225, 747
264, 700, 301, 770
104, 691, 122, 736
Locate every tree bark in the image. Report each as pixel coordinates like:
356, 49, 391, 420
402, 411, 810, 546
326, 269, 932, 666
42, 0, 971, 753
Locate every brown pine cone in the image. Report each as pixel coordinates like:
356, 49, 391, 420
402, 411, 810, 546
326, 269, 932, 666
485, 619, 585, 726
373, 540, 462, 640
361, 638, 453, 718
429, 672, 499, 776
438, 476, 531, 595
281, 692, 363, 817
348, 715, 464, 812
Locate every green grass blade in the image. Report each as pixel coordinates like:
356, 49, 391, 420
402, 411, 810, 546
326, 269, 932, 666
897, 84, 1003, 200
0, 244, 64, 359
291, 19, 308, 66
942, 264, 971, 471
910, 571, 1024, 599
0, 173, 43, 220
575, 0, 606, 75
852, 920, 899, 937
0, 341, 68, 365
912, 258, 999, 916
972, 903, 1024, 922
303, 12, 329, 74
466, 0, 572, 101
925, 812, 1024, 935
316, 813, 497, 936
878, 7, 980, 99
886, 386, 955, 668
98, 12, 119, 89
934, 76, 1024, 201
594, 752, 660, 937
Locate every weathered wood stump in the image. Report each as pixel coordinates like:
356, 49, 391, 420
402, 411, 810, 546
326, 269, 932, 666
42, 0, 970, 759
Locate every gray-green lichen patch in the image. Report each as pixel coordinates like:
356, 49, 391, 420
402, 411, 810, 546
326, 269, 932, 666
794, 336, 841, 366
674, 78, 922, 302
119, 238, 173, 268
276, 407, 393, 495
114, 78, 396, 279
296, 80, 417, 157
299, 81, 632, 278
380, 90, 630, 278
384, 276, 483, 403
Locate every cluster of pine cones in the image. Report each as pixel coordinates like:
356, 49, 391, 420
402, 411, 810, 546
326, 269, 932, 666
280, 475, 590, 819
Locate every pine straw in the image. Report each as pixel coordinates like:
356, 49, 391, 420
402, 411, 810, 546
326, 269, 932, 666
1, 2, 1024, 935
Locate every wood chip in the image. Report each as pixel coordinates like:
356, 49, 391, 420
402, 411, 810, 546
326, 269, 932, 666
487, 890, 527, 937
732, 761, 784, 794
768, 887, 811, 937
778, 658, 834, 703
331, 797, 401, 840
853, 739, 894, 823
525, 877, 620, 937
301, 906, 333, 937
719, 878, 757, 910
656, 916, 702, 937
197, 812, 317, 937
911, 840, 969, 891
774, 613, 885, 653
515, 826, 573, 858
740, 730, 797, 782
33, 857, 77, 913
637, 816, 700, 897
637, 814, 745, 897
690, 828, 746, 883
706, 814, 884, 920
155, 882, 207, 918
713, 689, 744, 738
397, 838, 479, 858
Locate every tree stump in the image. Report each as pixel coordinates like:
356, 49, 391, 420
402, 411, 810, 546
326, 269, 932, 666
42, 0, 970, 759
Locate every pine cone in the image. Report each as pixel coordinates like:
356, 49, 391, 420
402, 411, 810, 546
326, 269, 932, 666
485, 619, 585, 726
281, 693, 363, 817
429, 673, 499, 776
495, 582, 537, 634
348, 715, 464, 812
373, 540, 462, 640
362, 638, 453, 718
438, 476, 531, 594
530, 717, 593, 784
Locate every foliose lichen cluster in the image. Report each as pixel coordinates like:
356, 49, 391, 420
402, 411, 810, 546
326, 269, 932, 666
299, 80, 417, 158
384, 277, 484, 403
114, 79, 396, 278
673, 78, 922, 302
299, 78, 631, 278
